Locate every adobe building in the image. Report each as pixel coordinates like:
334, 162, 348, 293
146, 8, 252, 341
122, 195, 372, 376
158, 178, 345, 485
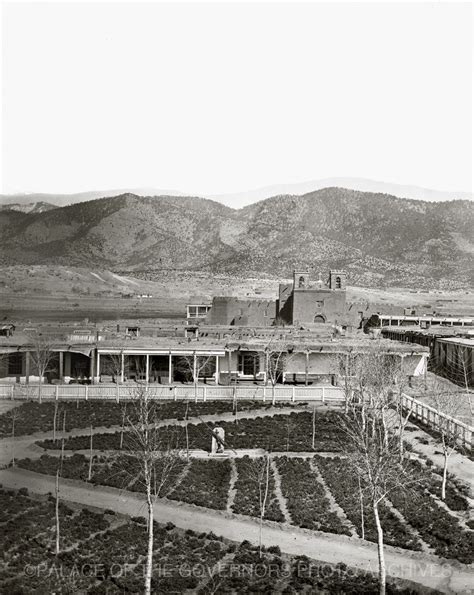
205, 270, 349, 328
277, 270, 347, 326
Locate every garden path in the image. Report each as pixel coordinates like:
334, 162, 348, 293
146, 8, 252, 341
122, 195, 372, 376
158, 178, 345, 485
270, 459, 292, 524
1, 467, 472, 595
226, 459, 238, 513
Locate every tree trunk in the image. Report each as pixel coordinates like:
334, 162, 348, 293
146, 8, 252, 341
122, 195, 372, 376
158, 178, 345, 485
53, 401, 58, 442
373, 501, 386, 595
441, 450, 448, 501
55, 470, 60, 555
88, 425, 93, 481
259, 456, 270, 558
120, 408, 126, 450
185, 401, 190, 462
145, 472, 154, 595
358, 475, 365, 540
11, 418, 15, 468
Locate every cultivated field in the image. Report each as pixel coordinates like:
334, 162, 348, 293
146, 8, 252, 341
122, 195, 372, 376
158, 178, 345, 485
0, 399, 473, 593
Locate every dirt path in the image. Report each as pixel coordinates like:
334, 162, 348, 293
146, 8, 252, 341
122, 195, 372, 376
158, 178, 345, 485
270, 459, 292, 524
226, 459, 238, 513
1, 468, 472, 594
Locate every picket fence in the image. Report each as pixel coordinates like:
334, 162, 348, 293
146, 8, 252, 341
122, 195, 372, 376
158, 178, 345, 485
401, 392, 473, 450
0, 383, 344, 404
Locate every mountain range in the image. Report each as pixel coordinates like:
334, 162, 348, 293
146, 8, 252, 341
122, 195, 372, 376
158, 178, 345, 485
0, 187, 472, 289
1, 177, 472, 211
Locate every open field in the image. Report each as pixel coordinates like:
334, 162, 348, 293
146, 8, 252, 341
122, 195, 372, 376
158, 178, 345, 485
1, 265, 472, 322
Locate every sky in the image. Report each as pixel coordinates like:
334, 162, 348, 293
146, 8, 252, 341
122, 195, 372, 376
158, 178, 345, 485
1, 1, 472, 197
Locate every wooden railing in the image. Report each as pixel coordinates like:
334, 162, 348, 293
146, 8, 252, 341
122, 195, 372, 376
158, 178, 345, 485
401, 393, 473, 450
0, 383, 344, 404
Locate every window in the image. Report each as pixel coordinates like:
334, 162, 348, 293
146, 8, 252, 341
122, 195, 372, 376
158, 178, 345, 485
335, 276, 341, 289
8, 353, 23, 375
298, 276, 305, 288
238, 352, 259, 376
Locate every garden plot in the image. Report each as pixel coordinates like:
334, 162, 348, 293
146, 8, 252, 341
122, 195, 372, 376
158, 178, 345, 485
168, 459, 231, 510
231, 456, 285, 522
315, 456, 423, 552
389, 482, 474, 564
315, 455, 474, 564
0, 400, 300, 438
0, 487, 437, 595
37, 410, 345, 453
275, 456, 351, 535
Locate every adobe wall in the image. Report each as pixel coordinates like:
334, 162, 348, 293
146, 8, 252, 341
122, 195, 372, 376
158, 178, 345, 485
205, 297, 277, 326
292, 289, 346, 325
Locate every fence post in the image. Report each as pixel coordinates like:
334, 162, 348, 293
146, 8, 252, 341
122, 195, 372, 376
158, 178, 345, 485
173, 386, 177, 402
322, 387, 325, 404
263, 385, 266, 403
292, 386, 295, 403
203, 385, 207, 402
85, 385, 88, 401
10, 385, 14, 400
55, 385, 59, 401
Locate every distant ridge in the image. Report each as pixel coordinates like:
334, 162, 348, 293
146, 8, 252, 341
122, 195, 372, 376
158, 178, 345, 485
0, 188, 472, 289
0, 201, 57, 214
211, 177, 473, 208
1, 178, 472, 210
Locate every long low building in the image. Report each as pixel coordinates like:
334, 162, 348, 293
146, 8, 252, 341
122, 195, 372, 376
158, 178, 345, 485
381, 326, 474, 388
0, 325, 428, 387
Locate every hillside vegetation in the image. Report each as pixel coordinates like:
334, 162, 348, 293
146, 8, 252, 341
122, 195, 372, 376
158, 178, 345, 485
0, 188, 472, 288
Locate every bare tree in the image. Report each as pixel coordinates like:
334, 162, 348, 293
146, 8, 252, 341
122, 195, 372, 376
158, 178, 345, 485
101, 349, 126, 401
175, 353, 216, 400
174, 354, 215, 460
262, 336, 295, 404
55, 468, 60, 555
27, 333, 57, 402
125, 385, 184, 595
242, 454, 271, 558
6, 407, 22, 467
88, 425, 94, 481
338, 351, 419, 595
430, 386, 463, 501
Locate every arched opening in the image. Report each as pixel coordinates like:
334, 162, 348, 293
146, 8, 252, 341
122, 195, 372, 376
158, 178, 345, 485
298, 276, 306, 288
335, 276, 341, 289
313, 314, 326, 324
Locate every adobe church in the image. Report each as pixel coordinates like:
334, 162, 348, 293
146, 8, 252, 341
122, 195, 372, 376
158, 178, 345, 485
205, 270, 350, 328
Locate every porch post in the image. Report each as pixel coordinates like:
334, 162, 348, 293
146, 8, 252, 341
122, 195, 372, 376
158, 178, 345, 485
59, 351, 64, 382
193, 352, 197, 384
145, 354, 150, 384
215, 355, 220, 385
120, 352, 124, 383
95, 351, 101, 384
90, 351, 95, 384
25, 351, 30, 384
305, 351, 309, 386
168, 351, 172, 384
